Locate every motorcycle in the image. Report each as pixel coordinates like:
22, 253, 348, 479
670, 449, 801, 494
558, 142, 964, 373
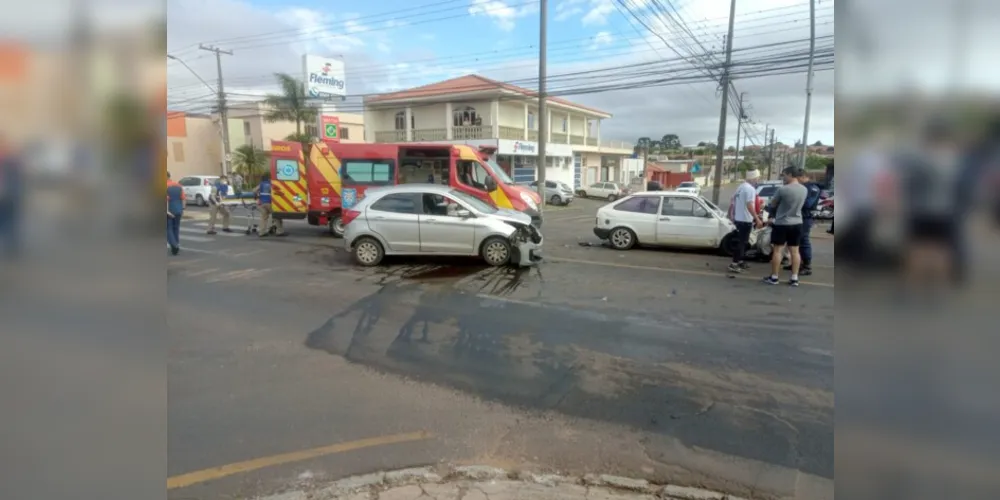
812, 197, 834, 220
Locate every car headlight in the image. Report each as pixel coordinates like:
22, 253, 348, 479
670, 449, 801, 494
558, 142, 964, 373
520, 192, 538, 210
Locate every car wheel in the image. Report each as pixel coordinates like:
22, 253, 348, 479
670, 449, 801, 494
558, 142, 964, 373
579, 190, 587, 198
480, 236, 512, 266
328, 214, 345, 238
195, 194, 206, 207
607, 194, 617, 202
608, 227, 636, 250
719, 231, 741, 257
550, 194, 561, 205
353, 237, 384, 266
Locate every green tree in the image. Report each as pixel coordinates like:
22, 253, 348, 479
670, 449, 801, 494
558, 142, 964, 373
264, 72, 319, 138
697, 141, 707, 147
660, 134, 681, 150
805, 154, 830, 171
812, 140, 823, 147
231, 144, 270, 188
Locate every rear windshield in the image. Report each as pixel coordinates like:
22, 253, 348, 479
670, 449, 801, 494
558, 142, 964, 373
679, 182, 696, 187
758, 185, 778, 197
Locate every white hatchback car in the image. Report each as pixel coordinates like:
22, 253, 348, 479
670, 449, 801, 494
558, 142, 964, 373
176, 175, 220, 206
675, 181, 701, 195
593, 191, 738, 254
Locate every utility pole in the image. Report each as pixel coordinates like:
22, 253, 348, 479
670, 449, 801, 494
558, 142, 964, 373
733, 92, 746, 175
200, 44, 233, 176
535, 0, 549, 208
797, 0, 815, 170
711, 0, 738, 205
766, 128, 776, 180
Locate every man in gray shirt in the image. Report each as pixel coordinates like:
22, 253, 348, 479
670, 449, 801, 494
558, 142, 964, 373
764, 166, 808, 286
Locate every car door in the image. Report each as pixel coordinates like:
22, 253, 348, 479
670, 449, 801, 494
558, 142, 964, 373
611, 195, 660, 241
657, 196, 719, 247
178, 177, 198, 200
417, 193, 477, 254
365, 192, 422, 252
586, 182, 605, 197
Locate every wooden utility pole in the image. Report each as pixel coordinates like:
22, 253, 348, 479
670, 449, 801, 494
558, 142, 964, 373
710, 0, 738, 204
199, 44, 233, 175
766, 128, 776, 179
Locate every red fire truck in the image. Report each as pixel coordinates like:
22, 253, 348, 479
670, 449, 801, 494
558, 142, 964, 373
267, 141, 543, 237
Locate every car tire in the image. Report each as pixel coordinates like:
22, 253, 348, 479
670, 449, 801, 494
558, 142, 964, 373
352, 237, 384, 267
328, 214, 345, 238
719, 231, 740, 257
608, 227, 636, 250
480, 236, 513, 266
579, 190, 587, 198
550, 195, 561, 205
195, 194, 206, 207
607, 194, 617, 202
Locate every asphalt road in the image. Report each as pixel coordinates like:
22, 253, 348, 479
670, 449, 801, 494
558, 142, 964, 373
168, 199, 834, 500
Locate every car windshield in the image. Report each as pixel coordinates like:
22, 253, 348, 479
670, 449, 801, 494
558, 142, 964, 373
484, 158, 515, 185
449, 189, 498, 214
701, 197, 722, 212
679, 182, 696, 187
758, 185, 778, 197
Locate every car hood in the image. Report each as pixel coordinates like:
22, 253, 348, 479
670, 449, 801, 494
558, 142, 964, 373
488, 208, 534, 226
507, 184, 542, 204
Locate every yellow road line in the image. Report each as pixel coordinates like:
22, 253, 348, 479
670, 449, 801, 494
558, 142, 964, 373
167, 430, 433, 490
547, 257, 835, 288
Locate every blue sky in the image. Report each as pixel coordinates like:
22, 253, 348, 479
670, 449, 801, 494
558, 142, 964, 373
167, 0, 836, 145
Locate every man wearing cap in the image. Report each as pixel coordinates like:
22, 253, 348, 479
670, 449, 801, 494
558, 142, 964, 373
727, 169, 764, 273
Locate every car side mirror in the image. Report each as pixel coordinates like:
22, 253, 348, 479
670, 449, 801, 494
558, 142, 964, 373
484, 177, 498, 192
455, 209, 473, 218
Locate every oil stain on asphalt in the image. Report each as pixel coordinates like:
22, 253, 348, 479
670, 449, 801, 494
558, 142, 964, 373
303, 270, 834, 479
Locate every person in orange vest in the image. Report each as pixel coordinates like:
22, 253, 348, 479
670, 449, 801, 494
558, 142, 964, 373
166, 171, 187, 255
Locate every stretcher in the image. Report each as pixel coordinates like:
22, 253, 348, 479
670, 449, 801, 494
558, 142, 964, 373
237, 197, 278, 235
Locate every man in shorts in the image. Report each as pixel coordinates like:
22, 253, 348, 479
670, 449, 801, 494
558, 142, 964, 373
763, 167, 808, 286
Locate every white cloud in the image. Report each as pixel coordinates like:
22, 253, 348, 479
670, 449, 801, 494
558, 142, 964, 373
165, 0, 838, 144
590, 31, 614, 50
468, 0, 536, 31
581, 2, 615, 26
555, 0, 586, 22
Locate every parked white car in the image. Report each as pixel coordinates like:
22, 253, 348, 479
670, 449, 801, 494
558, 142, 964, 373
675, 181, 701, 195
176, 175, 220, 206
593, 191, 738, 254
578, 181, 627, 201
755, 181, 782, 208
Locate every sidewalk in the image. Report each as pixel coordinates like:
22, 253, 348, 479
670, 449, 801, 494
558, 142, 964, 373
258, 465, 749, 500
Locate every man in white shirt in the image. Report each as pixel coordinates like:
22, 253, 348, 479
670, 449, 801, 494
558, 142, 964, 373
728, 169, 764, 273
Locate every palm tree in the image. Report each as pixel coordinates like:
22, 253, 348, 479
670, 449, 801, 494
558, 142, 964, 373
263, 73, 318, 137
231, 144, 269, 189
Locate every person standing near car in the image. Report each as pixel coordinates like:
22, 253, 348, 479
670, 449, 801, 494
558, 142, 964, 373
166, 171, 186, 255
763, 167, 808, 286
785, 171, 822, 276
253, 172, 286, 237
727, 169, 764, 273
206, 175, 232, 235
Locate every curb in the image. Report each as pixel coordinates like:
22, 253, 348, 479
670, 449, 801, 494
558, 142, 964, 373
253, 464, 748, 500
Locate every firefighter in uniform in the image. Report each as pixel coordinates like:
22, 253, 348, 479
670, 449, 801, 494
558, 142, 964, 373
253, 173, 286, 237
206, 175, 232, 234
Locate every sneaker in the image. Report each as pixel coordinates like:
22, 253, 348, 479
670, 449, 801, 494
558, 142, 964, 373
800, 267, 813, 276
789, 278, 800, 287
275, 232, 289, 238
762, 276, 779, 285
728, 263, 743, 273
738, 262, 751, 270
170, 245, 180, 255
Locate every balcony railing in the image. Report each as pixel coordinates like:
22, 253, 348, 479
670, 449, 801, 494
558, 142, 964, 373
453, 125, 489, 140
413, 128, 447, 141
499, 126, 524, 140
601, 139, 634, 150
375, 130, 406, 142
586, 137, 598, 146
528, 129, 538, 141
551, 132, 568, 143
570, 135, 585, 145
